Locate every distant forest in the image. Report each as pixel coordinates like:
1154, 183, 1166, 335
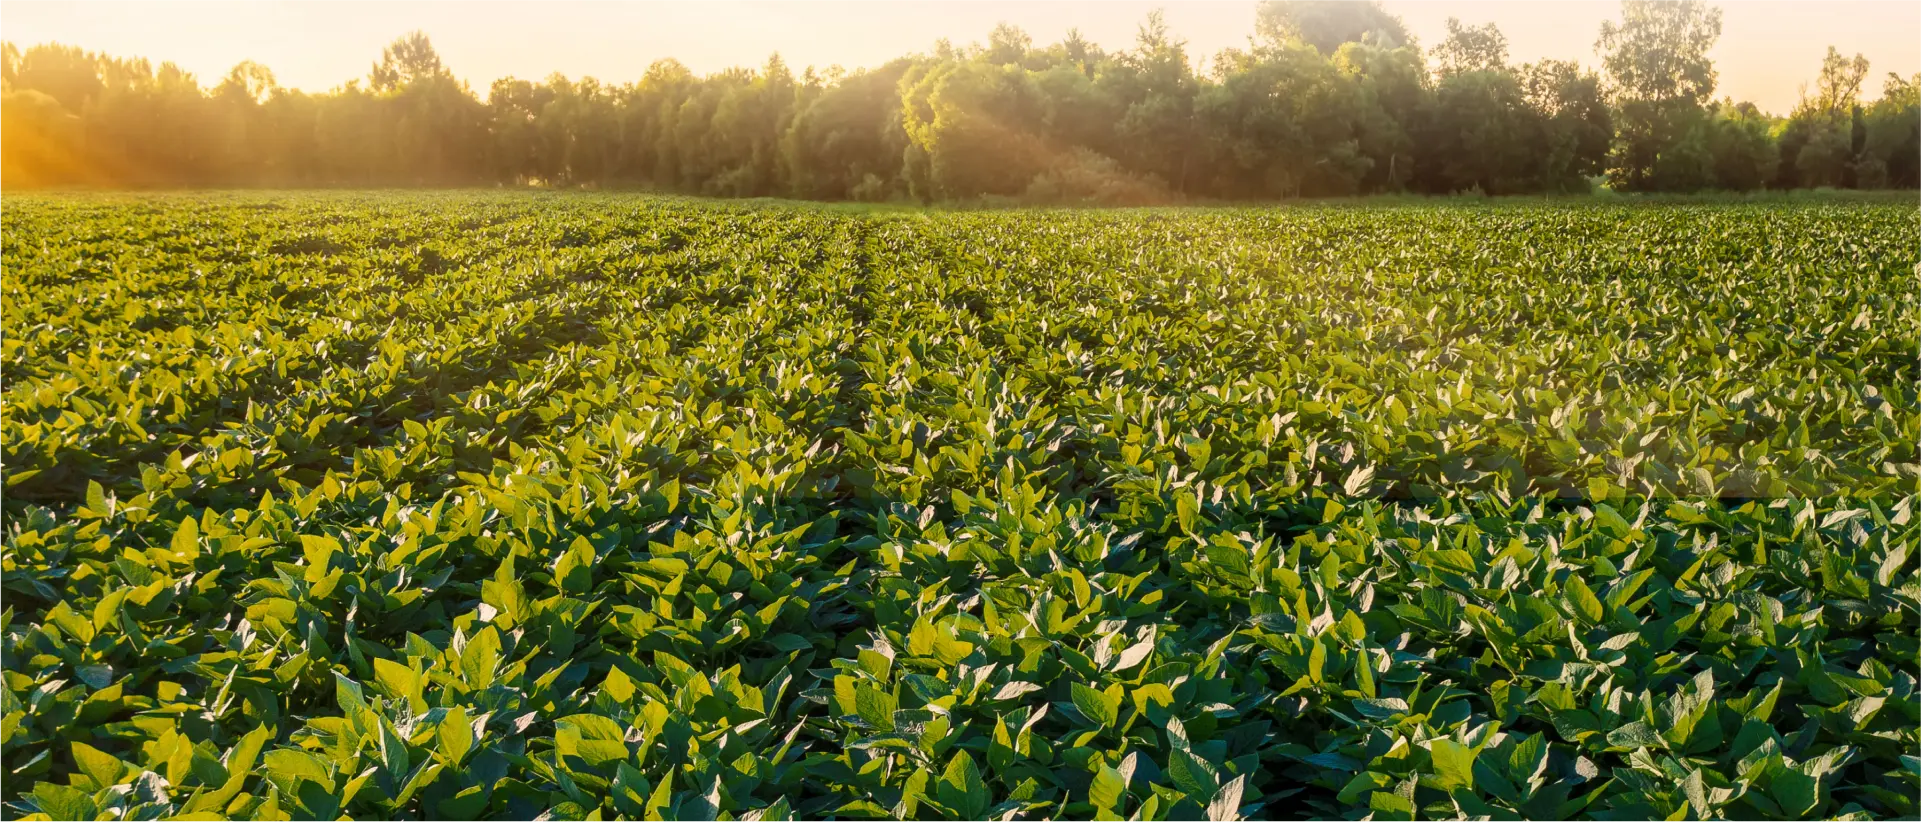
3, 0, 1915, 201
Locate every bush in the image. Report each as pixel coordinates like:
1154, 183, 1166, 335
1022, 147, 1173, 206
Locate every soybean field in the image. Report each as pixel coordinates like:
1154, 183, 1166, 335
1, 193, 1916, 820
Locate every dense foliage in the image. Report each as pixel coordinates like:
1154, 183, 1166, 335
4, 0, 1918, 199
2, 192, 1918, 821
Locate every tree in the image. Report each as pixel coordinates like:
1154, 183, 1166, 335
617, 59, 696, 186
370, 31, 448, 91
1858, 72, 1919, 188
782, 60, 914, 199
724, 53, 801, 195
210, 61, 280, 183
1648, 112, 1715, 191
1596, 1, 1721, 107
1109, 11, 1199, 193
1595, 0, 1723, 190
1704, 100, 1776, 190
0, 88, 84, 185
1794, 119, 1853, 187
899, 59, 1050, 198
1432, 18, 1508, 78
361, 33, 486, 185
217, 61, 278, 104
1776, 47, 1871, 189
1416, 67, 1537, 194
1811, 46, 1869, 117
1520, 59, 1613, 191
1199, 44, 1370, 198
982, 24, 1035, 68
1255, 1, 1412, 55
488, 77, 554, 183
7, 43, 105, 113
2, 10, 1882, 198
1055, 29, 1103, 78
1333, 40, 1428, 191
0, 41, 18, 86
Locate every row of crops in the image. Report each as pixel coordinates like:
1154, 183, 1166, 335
2, 192, 1916, 820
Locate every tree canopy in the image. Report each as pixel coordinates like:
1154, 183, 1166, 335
3, 2, 1915, 198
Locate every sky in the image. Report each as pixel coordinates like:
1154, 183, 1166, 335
3, 1, 1916, 115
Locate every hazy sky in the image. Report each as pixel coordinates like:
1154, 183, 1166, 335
4, 1, 1916, 115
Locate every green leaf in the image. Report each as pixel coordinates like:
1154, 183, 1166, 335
1772, 766, 1821, 817
1176, 489, 1201, 533
1343, 464, 1376, 496
1113, 637, 1155, 672
439, 787, 491, 819
45, 601, 94, 644
460, 626, 501, 690
1072, 681, 1118, 727
895, 768, 929, 817
438, 705, 475, 765
556, 713, 630, 767
555, 536, 596, 594
1207, 773, 1246, 821
937, 751, 989, 819
171, 515, 200, 558
1565, 575, 1605, 625
752, 796, 793, 821
1369, 789, 1415, 821
32, 782, 97, 821
299, 533, 340, 570
84, 480, 108, 516
70, 742, 126, 789
1605, 720, 1663, 750
263, 748, 332, 787
686, 776, 724, 820
1089, 764, 1127, 813
1168, 748, 1219, 802
854, 684, 896, 731
1429, 738, 1475, 791
188, 726, 270, 813
612, 762, 652, 817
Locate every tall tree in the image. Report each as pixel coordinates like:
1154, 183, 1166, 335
1418, 67, 1537, 194
1432, 18, 1508, 78
899, 59, 1049, 199
1857, 72, 1919, 188
1255, 1, 1412, 55
365, 32, 486, 185
1520, 59, 1613, 191
2, 11, 1908, 198
1596, 1, 1721, 105
488, 77, 555, 183
7, 43, 105, 112
1333, 39, 1427, 191
981, 24, 1036, 68
1595, 0, 1723, 190
0, 41, 18, 86
618, 59, 696, 185
1111, 11, 1199, 193
1811, 46, 1870, 116
1703, 100, 1776, 190
370, 31, 448, 91
1199, 43, 1370, 197
1778, 47, 1871, 189
210, 61, 279, 183
782, 60, 913, 200
216, 60, 277, 104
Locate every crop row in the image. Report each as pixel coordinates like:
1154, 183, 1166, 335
1, 193, 1916, 820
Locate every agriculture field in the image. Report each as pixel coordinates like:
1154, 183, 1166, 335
1, 192, 1916, 821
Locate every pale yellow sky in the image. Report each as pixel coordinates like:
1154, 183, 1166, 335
3, 1, 1915, 115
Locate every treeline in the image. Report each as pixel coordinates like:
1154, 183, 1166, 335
3, 0, 1915, 201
